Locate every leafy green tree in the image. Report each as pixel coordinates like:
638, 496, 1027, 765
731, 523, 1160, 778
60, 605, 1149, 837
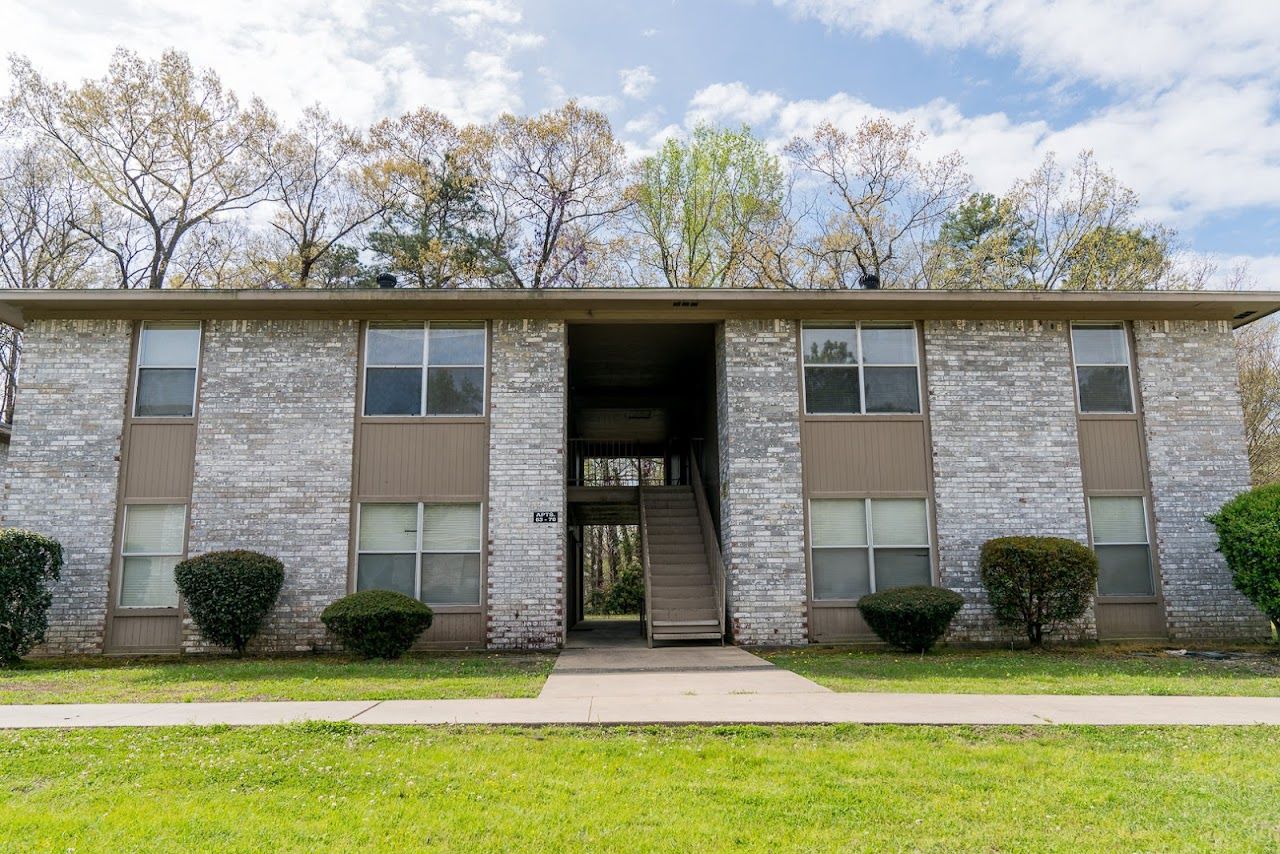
630, 125, 787, 288
1063, 225, 1172, 291
933, 192, 1032, 288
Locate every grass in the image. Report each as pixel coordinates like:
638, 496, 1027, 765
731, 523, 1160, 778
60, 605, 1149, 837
0, 652, 555, 704
0, 724, 1277, 851
762, 644, 1280, 696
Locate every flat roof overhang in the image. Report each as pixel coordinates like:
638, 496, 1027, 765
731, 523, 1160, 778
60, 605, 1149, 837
0, 287, 1277, 330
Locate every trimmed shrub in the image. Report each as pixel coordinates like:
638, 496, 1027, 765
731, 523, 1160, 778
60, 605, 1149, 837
979, 536, 1098, 647
602, 563, 645, 614
857, 585, 964, 652
1208, 484, 1280, 628
174, 550, 284, 655
0, 529, 63, 665
321, 590, 433, 659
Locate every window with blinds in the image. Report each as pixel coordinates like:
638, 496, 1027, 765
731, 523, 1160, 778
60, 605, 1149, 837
134, 322, 200, 418
1089, 495, 1154, 596
119, 504, 186, 608
809, 498, 931, 600
1071, 323, 1135, 413
364, 322, 486, 417
802, 323, 921, 415
356, 503, 482, 605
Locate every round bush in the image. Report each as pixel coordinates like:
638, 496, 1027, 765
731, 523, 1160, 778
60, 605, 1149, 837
0, 529, 63, 666
174, 550, 284, 655
1208, 484, 1280, 627
979, 536, 1098, 647
602, 564, 645, 614
857, 585, 964, 652
321, 590, 433, 659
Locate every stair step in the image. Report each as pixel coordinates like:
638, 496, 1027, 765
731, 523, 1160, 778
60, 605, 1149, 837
652, 618, 720, 627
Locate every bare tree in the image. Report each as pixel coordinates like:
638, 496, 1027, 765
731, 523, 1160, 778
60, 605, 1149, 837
786, 118, 971, 289
261, 106, 381, 287
475, 101, 629, 288
8, 49, 275, 289
1236, 322, 1280, 486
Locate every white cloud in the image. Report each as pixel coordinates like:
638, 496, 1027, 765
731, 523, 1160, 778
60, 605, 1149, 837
686, 82, 783, 127
776, 0, 1280, 91
0, 0, 538, 126
619, 65, 657, 100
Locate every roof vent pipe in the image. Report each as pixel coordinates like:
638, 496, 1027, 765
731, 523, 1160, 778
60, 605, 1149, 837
858, 272, 880, 290
376, 273, 398, 289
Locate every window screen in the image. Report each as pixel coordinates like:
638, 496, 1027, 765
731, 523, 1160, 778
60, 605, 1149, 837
803, 323, 919, 415
135, 322, 200, 418
119, 504, 186, 608
1089, 496, 1154, 596
810, 498, 931, 600
1071, 323, 1134, 413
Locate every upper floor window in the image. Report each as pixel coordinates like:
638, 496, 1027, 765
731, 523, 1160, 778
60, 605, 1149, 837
134, 322, 200, 418
802, 323, 920, 415
364, 322, 486, 417
1071, 322, 1134, 413
809, 498, 932, 600
356, 502, 482, 605
1088, 495, 1154, 596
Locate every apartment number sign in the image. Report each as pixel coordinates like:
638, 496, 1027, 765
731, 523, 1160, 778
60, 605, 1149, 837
533, 511, 559, 523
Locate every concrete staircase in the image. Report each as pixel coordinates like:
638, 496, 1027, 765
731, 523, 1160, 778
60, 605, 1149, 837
641, 486, 724, 643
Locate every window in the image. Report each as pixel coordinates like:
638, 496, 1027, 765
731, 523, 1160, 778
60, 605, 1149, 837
802, 323, 920, 415
1089, 496, 1154, 596
134, 322, 200, 418
119, 504, 186, 608
809, 498, 931, 600
364, 322, 485, 416
356, 503, 482, 605
1071, 323, 1134, 413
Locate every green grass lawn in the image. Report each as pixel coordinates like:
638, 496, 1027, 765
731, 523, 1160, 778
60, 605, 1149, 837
0, 653, 555, 704
761, 645, 1280, 696
1, 724, 1276, 851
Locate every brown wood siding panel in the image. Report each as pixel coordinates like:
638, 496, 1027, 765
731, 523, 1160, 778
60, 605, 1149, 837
122, 423, 196, 499
801, 420, 929, 494
413, 611, 485, 648
357, 422, 486, 498
106, 614, 182, 652
810, 606, 878, 643
1078, 419, 1146, 492
1096, 601, 1167, 640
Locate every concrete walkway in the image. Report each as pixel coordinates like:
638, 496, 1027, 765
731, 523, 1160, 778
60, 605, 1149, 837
2, 621, 1280, 728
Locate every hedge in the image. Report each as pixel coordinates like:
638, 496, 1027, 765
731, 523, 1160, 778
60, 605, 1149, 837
979, 536, 1098, 647
857, 585, 964, 652
321, 590, 433, 659
0, 529, 63, 665
174, 550, 285, 654
1208, 484, 1280, 627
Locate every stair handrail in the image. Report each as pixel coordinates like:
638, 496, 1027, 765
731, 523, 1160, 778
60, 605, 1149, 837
637, 458, 655, 647
687, 442, 726, 642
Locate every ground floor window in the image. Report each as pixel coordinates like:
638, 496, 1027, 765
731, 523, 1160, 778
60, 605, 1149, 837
809, 498, 931, 600
356, 502, 482, 605
1089, 495, 1154, 596
119, 504, 186, 608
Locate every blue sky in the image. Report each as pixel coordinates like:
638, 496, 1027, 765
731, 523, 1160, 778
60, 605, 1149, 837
5, 0, 1280, 284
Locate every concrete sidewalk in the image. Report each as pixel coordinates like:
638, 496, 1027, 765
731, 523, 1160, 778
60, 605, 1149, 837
3, 623, 1280, 727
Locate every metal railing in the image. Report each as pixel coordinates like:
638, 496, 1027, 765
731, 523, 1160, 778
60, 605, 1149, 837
688, 441, 726, 643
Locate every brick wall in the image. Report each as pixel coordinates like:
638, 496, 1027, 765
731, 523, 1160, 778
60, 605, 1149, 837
486, 319, 566, 649
717, 320, 808, 645
2, 319, 132, 654
187, 319, 357, 653
925, 319, 1093, 642
1134, 320, 1268, 639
